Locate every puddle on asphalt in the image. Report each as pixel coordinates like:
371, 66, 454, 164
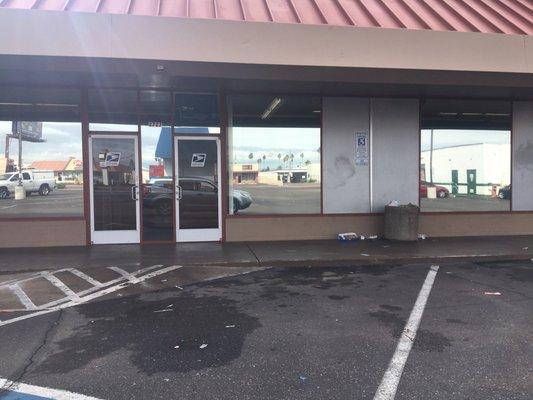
32, 292, 261, 375
369, 308, 453, 352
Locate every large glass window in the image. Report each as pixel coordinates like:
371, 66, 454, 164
420, 99, 511, 212
140, 91, 174, 241
0, 88, 83, 218
228, 95, 321, 215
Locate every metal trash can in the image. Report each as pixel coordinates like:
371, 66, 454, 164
384, 203, 419, 241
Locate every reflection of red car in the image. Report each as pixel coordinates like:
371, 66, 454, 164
420, 181, 450, 198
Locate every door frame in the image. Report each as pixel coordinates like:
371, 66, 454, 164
174, 136, 222, 242
88, 133, 141, 244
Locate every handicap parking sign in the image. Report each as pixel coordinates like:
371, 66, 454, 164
191, 153, 206, 167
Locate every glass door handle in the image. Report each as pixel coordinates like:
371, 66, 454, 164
131, 185, 138, 201
176, 185, 182, 200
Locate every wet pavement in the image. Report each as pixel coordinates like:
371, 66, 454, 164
2, 236, 533, 275
0, 261, 531, 399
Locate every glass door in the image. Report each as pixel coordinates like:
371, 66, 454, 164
89, 134, 140, 244
174, 137, 221, 242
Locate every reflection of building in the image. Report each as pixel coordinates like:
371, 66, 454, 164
233, 164, 258, 184
258, 169, 309, 185
30, 157, 83, 183
421, 143, 510, 195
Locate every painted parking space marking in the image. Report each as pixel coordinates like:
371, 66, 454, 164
1, 377, 102, 400
10, 284, 37, 310
42, 273, 80, 301
0, 265, 182, 327
373, 265, 439, 400
107, 267, 139, 283
67, 269, 103, 288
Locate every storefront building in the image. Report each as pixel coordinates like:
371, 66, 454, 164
0, 1, 532, 248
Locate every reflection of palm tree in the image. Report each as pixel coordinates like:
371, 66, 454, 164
248, 152, 254, 161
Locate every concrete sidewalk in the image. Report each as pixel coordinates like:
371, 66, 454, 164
1, 235, 533, 274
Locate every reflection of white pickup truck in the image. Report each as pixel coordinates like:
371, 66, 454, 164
0, 170, 56, 199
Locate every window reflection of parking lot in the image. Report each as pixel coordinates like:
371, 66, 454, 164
234, 183, 321, 215
421, 196, 510, 212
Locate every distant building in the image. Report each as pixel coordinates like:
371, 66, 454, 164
233, 163, 259, 184
421, 143, 510, 195
29, 157, 83, 183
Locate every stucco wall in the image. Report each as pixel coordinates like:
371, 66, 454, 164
512, 102, 533, 211
0, 8, 531, 74
371, 99, 420, 212
322, 97, 370, 213
0, 219, 86, 248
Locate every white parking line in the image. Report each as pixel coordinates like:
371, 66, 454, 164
10, 284, 37, 310
0, 265, 182, 327
68, 268, 104, 287
43, 272, 80, 300
0, 377, 102, 400
373, 265, 440, 400
108, 266, 139, 283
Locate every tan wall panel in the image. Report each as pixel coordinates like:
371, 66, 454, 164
419, 213, 533, 237
0, 220, 86, 248
225, 213, 533, 241
225, 216, 383, 242
0, 9, 530, 74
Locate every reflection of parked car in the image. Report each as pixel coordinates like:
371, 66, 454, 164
0, 170, 56, 199
498, 185, 511, 199
420, 181, 449, 198
143, 177, 252, 216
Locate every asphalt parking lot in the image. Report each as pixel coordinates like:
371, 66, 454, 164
0, 188, 83, 218
0, 260, 531, 399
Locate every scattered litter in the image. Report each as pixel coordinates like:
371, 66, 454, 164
117, 294, 123, 297
299, 375, 308, 382
174, 345, 180, 349
225, 325, 236, 328
368, 235, 378, 240
418, 234, 427, 240
199, 344, 208, 349
387, 200, 399, 207
166, 304, 174, 308
337, 232, 358, 241
382, 245, 390, 248
175, 286, 183, 290
153, 309, 173, 313
360, 253, 370, 257
484, 292, 501, 296
360, 235, 366, 240
522, 247, 529, 250
161, 279, 167, 282
164, 379, 169, 382
445, 271, 452, 274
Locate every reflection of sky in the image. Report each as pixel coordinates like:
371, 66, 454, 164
140, 126, 161, 169
421, 129, 510, 151
232, 127, 321, 166
0, 122, 319, 171
0, 121, 82, 164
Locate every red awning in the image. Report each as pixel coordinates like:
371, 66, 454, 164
0, 0, 531, 35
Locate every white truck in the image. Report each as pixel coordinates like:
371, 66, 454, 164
0, 170, 56, 199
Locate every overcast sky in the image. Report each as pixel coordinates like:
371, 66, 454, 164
421, 129, 510, 151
